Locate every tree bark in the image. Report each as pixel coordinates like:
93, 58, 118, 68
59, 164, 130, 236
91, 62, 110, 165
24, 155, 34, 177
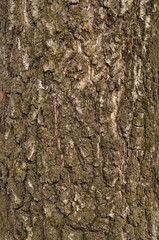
0, 0, 159, 239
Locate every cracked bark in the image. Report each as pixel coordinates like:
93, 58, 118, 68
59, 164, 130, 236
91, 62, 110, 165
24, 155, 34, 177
0, 0, 159, 239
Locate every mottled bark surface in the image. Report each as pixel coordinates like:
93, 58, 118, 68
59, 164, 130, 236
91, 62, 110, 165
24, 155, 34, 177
0, 0, 159, 239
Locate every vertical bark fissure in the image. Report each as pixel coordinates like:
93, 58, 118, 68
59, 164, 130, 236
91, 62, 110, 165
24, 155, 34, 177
76, 31, 103, 178
88, 0, 94, 30
54, 98, 63, 164
10, 198, 16, 239
0, 0, 159, 239
88, 58, 103, 178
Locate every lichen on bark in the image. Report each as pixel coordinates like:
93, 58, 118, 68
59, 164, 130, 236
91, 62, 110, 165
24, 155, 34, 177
0, 0, 159, 239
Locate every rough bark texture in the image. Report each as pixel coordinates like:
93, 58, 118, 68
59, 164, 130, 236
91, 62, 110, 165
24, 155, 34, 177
0, 0, 159, 239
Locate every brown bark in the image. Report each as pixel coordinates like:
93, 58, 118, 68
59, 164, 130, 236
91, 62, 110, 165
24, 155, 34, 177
0, 0, 159, 239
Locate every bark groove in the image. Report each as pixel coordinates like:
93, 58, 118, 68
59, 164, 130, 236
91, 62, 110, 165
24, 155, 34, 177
0, 0, 159, 239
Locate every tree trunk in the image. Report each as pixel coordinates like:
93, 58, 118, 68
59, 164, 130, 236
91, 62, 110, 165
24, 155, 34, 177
0, 0, 159, 239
